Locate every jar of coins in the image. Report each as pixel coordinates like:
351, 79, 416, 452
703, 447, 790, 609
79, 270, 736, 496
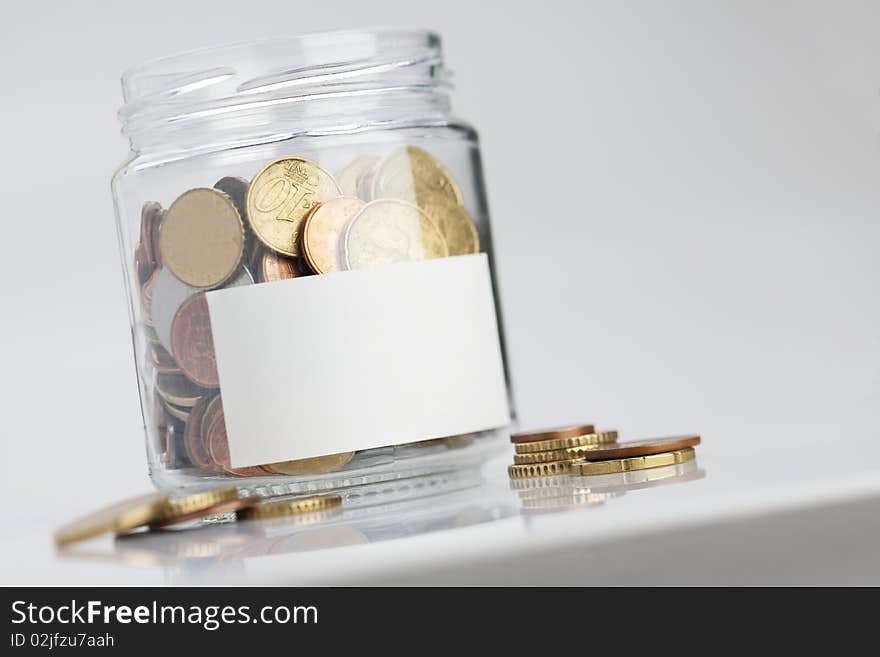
112, 29, 514, 496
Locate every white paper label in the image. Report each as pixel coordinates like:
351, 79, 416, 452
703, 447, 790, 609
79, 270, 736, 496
207, 254, 510, 467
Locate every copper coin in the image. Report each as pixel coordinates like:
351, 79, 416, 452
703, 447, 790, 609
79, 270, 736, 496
140, 201, 163, 266
259, 249, 305, 282
571, 435, 701, 461
134, 242, 153, 286
206, 408, 231, 468
213, 176, 249, 220
150, 345, 180, 374
511, 423, 597, 444
184, 396, 216, 470
150, 496, 261, 528
140, 266, 162, 317
170, 293, 219, 388
302, 196, 365, 274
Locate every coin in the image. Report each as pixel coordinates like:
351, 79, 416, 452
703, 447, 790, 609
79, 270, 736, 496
155, 372, 206, 407
150, 268, 199, 353
344, 199, 448, 270
203, 408, 272, 476
201, 394, 223, 439
159, 188, 244, 288
511, 424, 597, 444
54, 492, 171, 547
150, 345, 180, 374
184, 396, 216, 470
151, 497, 261, 527
514, 431, 619, 453
302, 196, 365, 274
572, 447, 697, 476
371, 146, 463, 206
258, 249, 305, 282
336, 155, 379, 197
418, 194, 480, 256
213, 176, 249, 220
171, 293, 220, 388
515, 436, 701, 464
237, 494, 342, 520
134, 242, 153, 286
140, 266, 162, 318
140, 201, 163, 266
151, 487, 238, 522
507, 461, 579, 479
264, 452, 355, 476
246, 157, 341, 257
163, 401, 191, 423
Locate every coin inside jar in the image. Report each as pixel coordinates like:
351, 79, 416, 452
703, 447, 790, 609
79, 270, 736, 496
184, 395, 217, 470
344, 199, 448, 270
418, 194, 480, 256
302, 196, 365, 274
246, 157, 341, 257
170, 293, 220, 388
371, 146, 463, 207
159, 188, 245, 289
258, 249, 305, 282
264, 452, 355, 476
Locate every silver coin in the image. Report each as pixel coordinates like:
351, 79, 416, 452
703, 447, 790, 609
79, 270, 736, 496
151, 266, 254, 353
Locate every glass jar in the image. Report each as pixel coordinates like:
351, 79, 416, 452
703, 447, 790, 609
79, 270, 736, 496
112, 29, 514, 496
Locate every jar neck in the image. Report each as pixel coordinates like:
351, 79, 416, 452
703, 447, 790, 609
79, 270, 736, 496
119, 30, 453, 159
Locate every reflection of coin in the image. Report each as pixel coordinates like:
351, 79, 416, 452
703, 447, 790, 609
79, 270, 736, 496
336, 156, 379, 197
246, 158, 341, 257
372, 146, 463, 206
264, 452, 355, 476
159, 188, 244, 289
514, 431, 619, 453
238, 494, 342, 520
572, 448, 696, 476
171, 294, 219, 388
419, 194, 480, 255
511, 424, 596, 444
302, 197, 365, 273
54, 492, 171, 547
344, 199, 448, 270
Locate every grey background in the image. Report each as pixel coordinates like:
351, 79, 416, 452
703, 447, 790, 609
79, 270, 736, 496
1, 1, 879, 526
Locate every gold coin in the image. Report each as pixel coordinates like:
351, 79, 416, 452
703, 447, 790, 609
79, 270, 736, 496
237, 494, 342, 520
150, 488, 254, 527
514, 445, 615, 465
507, 461, 579, 479
54, 492, 171, 546
264, 452, 355, 476
155, 372, 205, 407
344, 199, 448, 270
419, 194, 480, 256
246, 157, 341, 256
159, 188, 244, 289
572, 447, 696, 476
336, 155, 379, 197
514, 430, 619, 454
371, 146, 463, 206
301, 196, 365, 274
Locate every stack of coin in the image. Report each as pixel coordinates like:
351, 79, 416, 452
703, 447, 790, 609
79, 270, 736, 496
507, 424, 701, 479
132, 147, 482, 479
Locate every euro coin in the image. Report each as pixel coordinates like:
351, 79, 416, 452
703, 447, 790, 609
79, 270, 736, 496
159, 188, 244, 289
572, 447, 696, 476
511, 424, 597, 444
507, 461, 579, 478
54, 493, 171, 546
418, 194, 480, 255
264, 452, 355, 476
170, 293, 219, 388
302, 196, 365, 274
514, 430, 619, 454
336, 155, 379, 197
246, 157, 341, 257
344, 199, 448, 270
371, 146, 463, 207
237, 494, 342, 520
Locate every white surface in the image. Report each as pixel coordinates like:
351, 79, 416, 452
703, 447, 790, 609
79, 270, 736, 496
209, 254, 508, 466
1, 2, 879, 583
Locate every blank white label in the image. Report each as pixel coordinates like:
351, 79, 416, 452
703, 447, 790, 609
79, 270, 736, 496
207, 254, 510, 467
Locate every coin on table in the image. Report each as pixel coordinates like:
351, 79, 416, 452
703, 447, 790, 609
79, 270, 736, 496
418, 194, 480, 256
151, 497, 261, 527
511, 424, 596, 444
246, 157, 341, 257
302, 196, 365, 273
372, 146, 463, 206
344, 199, 448, 270
237, 494, 342, 520
171, 293, 219, 388
264, 452, 355, 476
515, 436, 700, 464
150, 487, 239, 525
184, 395, 217, 470
159, 188, 245, 288
54, 492, 172, 546
514, 431, 619, 453
507, 460, 579, 479
336, 155, 379, 197
572, 447, 697, 476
